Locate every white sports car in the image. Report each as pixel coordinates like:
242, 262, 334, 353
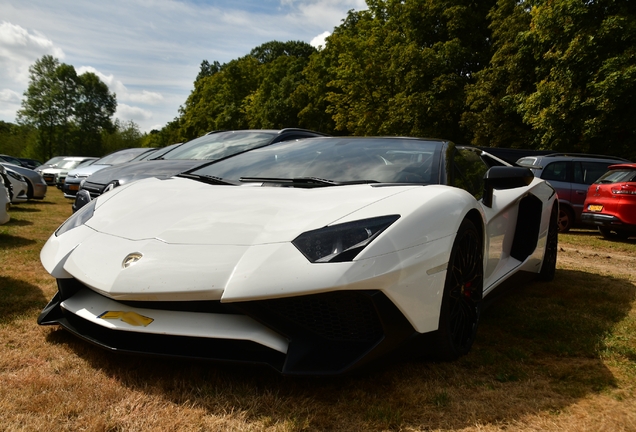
39, 137, 558, 375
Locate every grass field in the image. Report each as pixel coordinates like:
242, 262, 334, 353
1, 188, 636, 431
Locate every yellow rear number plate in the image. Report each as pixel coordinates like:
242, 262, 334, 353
69, 184, 79, 191
588, 205, 603, 212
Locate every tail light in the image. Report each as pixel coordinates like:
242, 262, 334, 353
611, 184, 636, 195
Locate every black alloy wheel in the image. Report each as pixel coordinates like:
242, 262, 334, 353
434, 219, 483, 360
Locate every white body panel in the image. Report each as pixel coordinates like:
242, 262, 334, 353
0, 183, 9, 224
62, 288, 288, 353
41, 174, 554, 338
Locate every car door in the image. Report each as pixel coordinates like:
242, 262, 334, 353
449, 147, 519, 289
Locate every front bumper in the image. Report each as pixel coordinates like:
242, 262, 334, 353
38, 278, 417, 375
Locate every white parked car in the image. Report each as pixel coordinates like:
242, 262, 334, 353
39, 137, 558, 375
36, 156, 98, 186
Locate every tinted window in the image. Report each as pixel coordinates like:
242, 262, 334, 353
165, 131, 277, 160
541, 162, 568, 182
596, 168, 636, 184
191, 137, 442, 184
94, 149, 154, 165
576, 162, 616, 185
450, 147, 489, 198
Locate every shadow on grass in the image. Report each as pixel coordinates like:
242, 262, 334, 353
2, 217, 34, 227
43, 268, 636, 431
0, 276, 48, 324
8, 205, 40, 213
0, 233, 37, 248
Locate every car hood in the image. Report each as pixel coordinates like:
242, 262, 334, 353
85, 160, 204, 186
0, 163, 39, 180
88, 176, 417, 245
67, 164, 110, 177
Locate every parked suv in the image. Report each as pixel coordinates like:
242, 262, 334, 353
581, 164, 636, 239
517, 153, 630, 232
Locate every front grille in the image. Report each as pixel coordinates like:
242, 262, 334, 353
249, 291, 384, 342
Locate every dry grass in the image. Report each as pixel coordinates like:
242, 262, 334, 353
2, 190, 636, 431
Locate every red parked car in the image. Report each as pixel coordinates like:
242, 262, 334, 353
581, 164, 636, 239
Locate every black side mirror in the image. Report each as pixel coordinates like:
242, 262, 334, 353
482, 166, 534, 207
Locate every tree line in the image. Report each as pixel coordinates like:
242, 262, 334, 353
1, 55, 147, 161
3, 0, 635, 161
167, 0, 636, 160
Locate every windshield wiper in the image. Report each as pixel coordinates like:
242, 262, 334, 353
239, 177, 379, 187
177, 173, 236, 185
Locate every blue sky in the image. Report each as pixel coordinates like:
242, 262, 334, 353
0, 0, 365, 132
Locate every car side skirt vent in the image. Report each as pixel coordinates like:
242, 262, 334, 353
511, 194, 542, 261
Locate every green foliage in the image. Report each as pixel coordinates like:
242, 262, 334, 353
321, 0, 495, 140
464, 0, 636, 159
179, 40, 316, 139
0, 121, 38, 158
16, 55, 117, 160
101, 119, 146, 155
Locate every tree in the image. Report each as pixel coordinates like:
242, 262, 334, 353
17, 55, 117, 159
74, 72, 117, 156
17, 55, 66, 159
318, 0, 495, 141
463, 0, 636, 159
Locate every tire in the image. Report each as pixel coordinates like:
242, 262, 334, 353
598, 227, 612, 239
537, 203, 558, 281
434, 219, 483, 360
599, 227, 630, 240
557, 206, 574, 233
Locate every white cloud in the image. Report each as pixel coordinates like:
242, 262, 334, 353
116, 103, 153, 122
0, 21, 65, 85
310, 31, 331, 49
0, 88, 21, 118
0, 88, 21, 104
76, 66, 164, 105
0, 1, 366, 131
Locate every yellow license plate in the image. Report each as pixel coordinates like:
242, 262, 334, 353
68, 184, 79, 191
588, 205, 603, 212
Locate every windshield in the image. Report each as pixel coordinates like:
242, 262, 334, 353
190, 137, 443, 184
596, 168, 636, 183
57, 160, 87, 170
94, 148, 154, 165
164, 131, 277, 160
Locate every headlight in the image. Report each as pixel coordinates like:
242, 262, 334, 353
7, 171, 26, 182
292, 215, 400, 263
55, 198, 97, 236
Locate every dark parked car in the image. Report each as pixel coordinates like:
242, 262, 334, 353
73, 129, 326, 211
18, 158, 42, 170
63, 148, 157, 199
581, 164, 636, 239
517, 153, 630, 232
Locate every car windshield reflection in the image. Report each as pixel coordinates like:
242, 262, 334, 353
190, 137, 443, 185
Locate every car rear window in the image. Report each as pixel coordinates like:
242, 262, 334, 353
596, 168, 636, 184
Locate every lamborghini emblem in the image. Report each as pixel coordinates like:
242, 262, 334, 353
98, 311, 154, 327
122, 252, 143, 268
